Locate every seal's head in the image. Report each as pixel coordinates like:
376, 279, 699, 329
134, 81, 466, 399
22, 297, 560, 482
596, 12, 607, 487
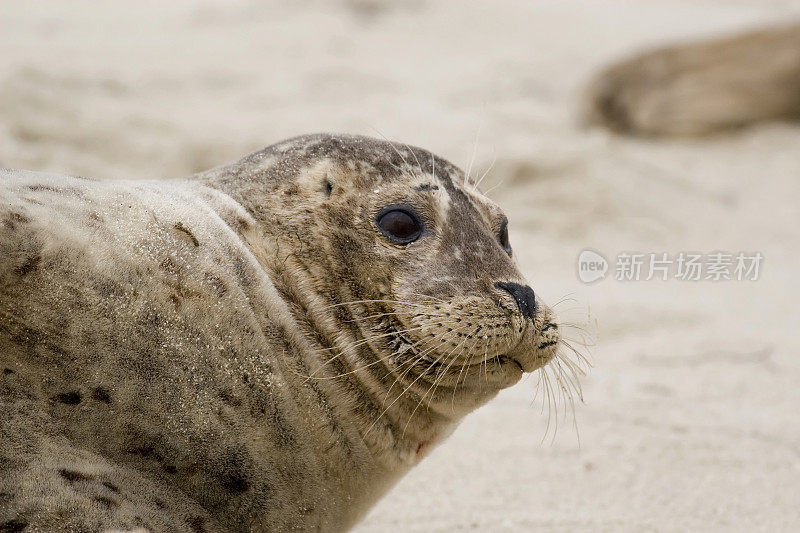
205, 133, 560, 420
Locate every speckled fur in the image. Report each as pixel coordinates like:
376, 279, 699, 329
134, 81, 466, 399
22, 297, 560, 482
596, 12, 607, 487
0, 134, 558, 532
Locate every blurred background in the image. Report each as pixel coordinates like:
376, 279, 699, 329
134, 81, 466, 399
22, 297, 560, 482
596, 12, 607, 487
1, 1, 798, 531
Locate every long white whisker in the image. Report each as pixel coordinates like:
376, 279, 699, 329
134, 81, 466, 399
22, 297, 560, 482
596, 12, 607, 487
304, 322, 456, 381
464, 125, 482, 190
473, 153, 496, 191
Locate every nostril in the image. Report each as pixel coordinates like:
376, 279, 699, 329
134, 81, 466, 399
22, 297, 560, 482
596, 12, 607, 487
495, 281, 537, 319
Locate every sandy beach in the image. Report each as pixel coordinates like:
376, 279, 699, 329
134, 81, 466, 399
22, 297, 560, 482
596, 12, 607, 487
1, 1, 798, 530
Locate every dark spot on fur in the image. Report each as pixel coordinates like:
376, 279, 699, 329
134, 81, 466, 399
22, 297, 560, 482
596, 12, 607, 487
43, 341, 68, 357
94, 277, 126, 299
53, 391, 82, 405
2, 368, 13, 375
140, 306, 166, 329
94, 496, 118, 508
25, 184, 85, 197
219, 451, 251, 494
264, 401, 297, 448
221, 472, 249, 494
186, 516, 205, 533
160, 256, 179, 275
322, 179, 333, 197
129, 445, 177, 474
234, 216, 252, 232
0, 519, 28, 533
13, 254, 40, 276
3, 212, 31, 231
203, 272, 228, 296
91, 387, 112, 403
174, 222, 200, 247
230, 255, 252, 288
414, 183, 439, 191
27, 184, 60, 192
154, 498, 166, 509
59, 469, 93, 482
219, 389, 242, 407
102, 481, 120, 493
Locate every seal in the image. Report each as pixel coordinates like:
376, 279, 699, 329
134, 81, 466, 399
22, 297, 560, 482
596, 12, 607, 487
583, 23, 800, 136
0, 133, 560, 532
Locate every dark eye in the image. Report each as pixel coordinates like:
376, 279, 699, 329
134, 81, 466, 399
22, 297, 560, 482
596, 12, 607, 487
499, 218, 512, 255
376, 206, 423, 244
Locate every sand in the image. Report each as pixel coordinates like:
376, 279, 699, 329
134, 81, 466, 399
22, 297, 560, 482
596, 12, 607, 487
1, 1, 798, 531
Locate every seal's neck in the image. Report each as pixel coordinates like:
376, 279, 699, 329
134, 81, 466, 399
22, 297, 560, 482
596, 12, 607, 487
247, 238, 467, 530
269, 247, 461, 461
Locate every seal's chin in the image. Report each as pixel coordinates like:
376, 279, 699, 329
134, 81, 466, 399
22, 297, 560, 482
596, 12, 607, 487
481, 351, 553, 390
501, 315, 561, 374
496, 355, 524, 372
503, 351, 555, 373
496, 352, 550, 375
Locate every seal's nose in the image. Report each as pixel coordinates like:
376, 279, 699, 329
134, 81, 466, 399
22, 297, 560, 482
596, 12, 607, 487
495, 281, 537, 319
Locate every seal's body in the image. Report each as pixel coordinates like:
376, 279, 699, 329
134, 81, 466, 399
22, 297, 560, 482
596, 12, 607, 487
583, 23, 800, 136
0, 134, 559, 532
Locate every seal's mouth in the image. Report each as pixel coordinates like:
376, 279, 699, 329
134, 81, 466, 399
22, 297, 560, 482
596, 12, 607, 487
382, 311, 558, 377
497, 353, 554, 374
384, 315, 509, 377
499, 320, 560, 374
496, 355, 524, 372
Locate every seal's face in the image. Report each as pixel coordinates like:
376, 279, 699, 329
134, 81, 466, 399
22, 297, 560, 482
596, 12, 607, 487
255, 135, 559, 407
363, 166, 558, 389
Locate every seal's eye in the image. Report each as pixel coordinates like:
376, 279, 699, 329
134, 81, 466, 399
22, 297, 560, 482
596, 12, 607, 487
499, 218, 512, 255
376, 206, 423, 244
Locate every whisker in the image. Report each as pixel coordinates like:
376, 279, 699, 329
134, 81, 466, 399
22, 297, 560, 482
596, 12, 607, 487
403, 141, 425, 174
305, 321, 463, 381
401, 328, 476, 436
539, 367, 554, 444
463, 125, 482, 190
451, 334, 482, 410
369, 128, 419, 180
473, 153, 496, 191
380, 320, 473, 404
560, 339, 593, 370
307, 314, 468, 380
367, 322, 477, 437
555, 353, 586, 402
551, 294, 578, 308
340, 310, 453, 324
324, 298, 440, 309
